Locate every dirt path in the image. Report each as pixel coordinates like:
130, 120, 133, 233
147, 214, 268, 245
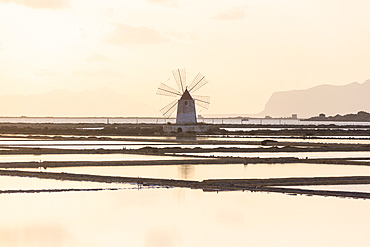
1, 169, 370, 199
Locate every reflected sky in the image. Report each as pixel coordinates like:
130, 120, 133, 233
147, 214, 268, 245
0, 175, 134, 191
0, 153, 193, 163
0, 140, 173, 145
0, 139, 261, 150
4, 144, 261, 150
28, 163, 370, 181
3, 134, 370, 145
222, 127, 370, 132
181, 151, 370, 159
0, 188, 369, 247
203, 136, 370, 144
285, 184, 370, 193
1, 131, 370, 246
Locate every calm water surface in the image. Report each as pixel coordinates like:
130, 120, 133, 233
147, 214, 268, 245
2, 122, 370, 246
22, 163, 370, 182
0, 140, 174, 146
182, 151, 370, 159
203, 135, 370, 144
0, 175, 134, 191
4, 134, 370, 145
287, 184, 370, 193
0, 188, 369, 247
0, 153, 193, 163
1, 143, 261, 150
3, 117, 370, 126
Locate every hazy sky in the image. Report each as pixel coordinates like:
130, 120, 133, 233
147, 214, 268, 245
1, 0, 370, 116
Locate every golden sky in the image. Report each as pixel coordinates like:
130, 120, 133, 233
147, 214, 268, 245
0, 0, 370, 116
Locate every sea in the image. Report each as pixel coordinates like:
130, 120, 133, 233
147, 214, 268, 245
1, 117, 370, 126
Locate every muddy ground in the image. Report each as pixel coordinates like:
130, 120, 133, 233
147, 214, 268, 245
1, 122, 370, 136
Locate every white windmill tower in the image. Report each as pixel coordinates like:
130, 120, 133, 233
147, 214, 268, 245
157, 68, 210, 131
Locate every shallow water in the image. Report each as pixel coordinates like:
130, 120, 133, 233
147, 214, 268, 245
0, 153, 191, 163
0, 137, 34, 141
0, 138, 262, 150
181, 151, 370, 159
4, 134, 370, 145
0, 175, 134, 191
202, 135, 370, 144
286, 184, 370, 193
19, 163, 370, 182
3, 116, 370, 126
5, 143, 261, 150
2, 127, 370, 246
0, 140, 172, 146
0, 188, 369, 247
222, 127, 370, 132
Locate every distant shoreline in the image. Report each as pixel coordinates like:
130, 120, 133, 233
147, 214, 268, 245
1, 116, 370, 125
304, 111, 370, 122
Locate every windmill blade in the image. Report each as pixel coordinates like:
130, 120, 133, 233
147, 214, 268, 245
195, 100, 210, 110
172, 68, 186, 93
193, 95, 210, 104
157, 83, 182, 97
188, 73, 208, 93
193, 95, 210, 110
160, 100, 178, 118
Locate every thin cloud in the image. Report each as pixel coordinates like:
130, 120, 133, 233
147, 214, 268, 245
147, 0, 169, 3
101, 7, 115, 17
72, 68, 121, 77
0, 0, 68, 9
86, 53, 111, 63
104, 23, 168, 46
147, 0, 177, 6
36, 69, 59, 76
213, 7, 245, 21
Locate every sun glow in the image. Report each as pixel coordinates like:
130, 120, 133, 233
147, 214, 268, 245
1, 5, 86, 56
0, 0, 369, 115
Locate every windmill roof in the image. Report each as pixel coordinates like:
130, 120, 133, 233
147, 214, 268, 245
180, 89, 193, 100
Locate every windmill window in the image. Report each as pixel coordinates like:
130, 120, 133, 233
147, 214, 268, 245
185, 102, 188, 105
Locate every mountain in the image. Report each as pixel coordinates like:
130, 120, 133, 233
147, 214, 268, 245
259, 80, 370, 118
0, 88, 157, 117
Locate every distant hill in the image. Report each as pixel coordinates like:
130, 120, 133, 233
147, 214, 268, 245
0, 88, 157, 117
260, 80, 370, 118
305, 111, 370, 122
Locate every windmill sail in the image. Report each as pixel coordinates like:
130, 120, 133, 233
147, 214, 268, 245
157, 83, 181, 97
188, 73, 208, 93
193, 95, 210, 109
172, 68, 186, 93
160, 100, 178, 118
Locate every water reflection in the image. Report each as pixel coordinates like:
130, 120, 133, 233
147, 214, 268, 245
286, 184, 370, 193
1, 188, 370, 247
0, 175, 134, 191
175, 136, 197, 141
9, 144, 260, 150
0, 139, 260, 150
178, 165, 194, 179
0, 140, 172, 145
0, 153, 192, 163
2, 129, 370, 245
38, 163, 370, 181
203, 136, 370, 144
182, 151, 370, 159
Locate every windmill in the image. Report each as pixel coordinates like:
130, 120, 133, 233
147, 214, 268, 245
157, 68, 210, 125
